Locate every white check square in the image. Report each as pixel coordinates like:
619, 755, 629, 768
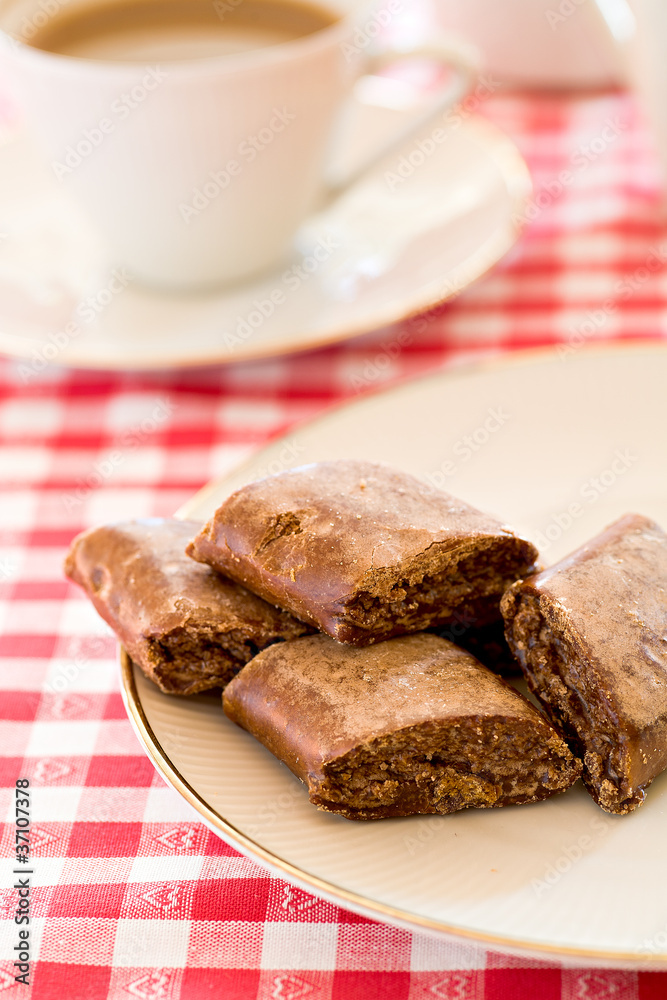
25, 720, 100, 757
410, 932, 487, 971
261, 922, 338, 971
112, 918, 190, 968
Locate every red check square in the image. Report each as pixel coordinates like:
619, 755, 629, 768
48, 881, 127, 919
67, 822, 143, 858
191, 877, 272, 922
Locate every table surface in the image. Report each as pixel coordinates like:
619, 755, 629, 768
2, 88, 667, 999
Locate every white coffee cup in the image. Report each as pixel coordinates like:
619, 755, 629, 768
0, 0, 477, 291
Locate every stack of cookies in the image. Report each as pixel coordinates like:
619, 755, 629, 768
65, 460, 667, 819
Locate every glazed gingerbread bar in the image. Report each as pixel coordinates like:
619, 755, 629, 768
224, 632, 581, 820
501, 513, 667, 815
64, 518, 312, 695
187, 460, 539, 646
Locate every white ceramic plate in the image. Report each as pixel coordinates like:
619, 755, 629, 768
121, 343, 667, 965
0, 102, 530, 369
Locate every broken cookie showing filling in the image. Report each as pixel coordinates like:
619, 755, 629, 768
501, 513, 667, 816
64, 518, 312, 695
223, 633, 581, 820
187, 460, 539, 646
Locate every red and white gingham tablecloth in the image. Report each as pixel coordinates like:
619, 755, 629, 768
2, 88, 667, 999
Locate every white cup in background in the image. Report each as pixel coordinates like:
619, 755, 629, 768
627, 0, 667, 187
434, 0, 627, 90
434, 0, 667, 191
0, 0, 477, 291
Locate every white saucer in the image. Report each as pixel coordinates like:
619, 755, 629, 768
0, 102, 530, 369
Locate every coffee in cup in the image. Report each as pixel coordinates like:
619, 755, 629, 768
27, 0, 338, 62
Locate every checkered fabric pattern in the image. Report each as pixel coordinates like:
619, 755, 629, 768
2, 89, 667, 999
